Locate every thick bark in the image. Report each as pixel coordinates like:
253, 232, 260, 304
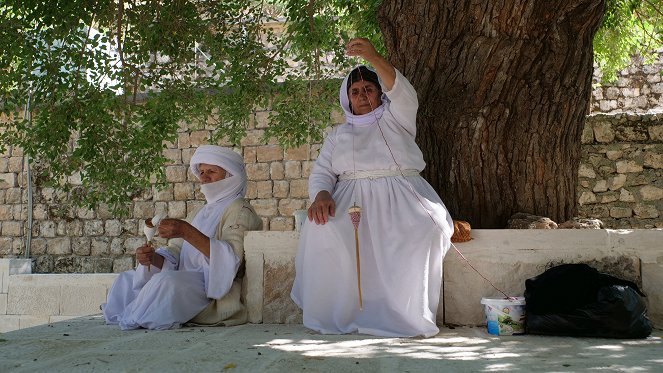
378, 1, 605, 228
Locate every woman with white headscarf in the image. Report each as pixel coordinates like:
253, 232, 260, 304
103, 145, 262, 330
291, 38, 453, 337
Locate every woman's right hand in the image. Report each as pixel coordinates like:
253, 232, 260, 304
308, 191, 336, 225
135, 244, 164, 269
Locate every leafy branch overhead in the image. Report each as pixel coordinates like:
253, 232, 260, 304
0, 0, 661, 212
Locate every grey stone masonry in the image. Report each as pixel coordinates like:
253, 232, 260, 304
591, 50, 663, 114
579, 113, 663, 228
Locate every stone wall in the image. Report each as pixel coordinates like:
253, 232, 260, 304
0, 111, 342, 273
590, 50, 663, 114
578, 113, 663, 228
1, 59, 662, 273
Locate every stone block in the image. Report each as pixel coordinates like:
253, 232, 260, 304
189, 130, 211, 146
19, 315, 51, 329
594, 121, 615, 142
648, 125, 663, 141
165, 165, 187, 183
273, 181, 289, 198
163, 148, 182, 164
254, 111, 270, 129
47, 237, 71, 255
113, 256, 134, 273
289, 179, 309, 199
177, 132, 190, 148
256, 181, 273, 199
83, 220, 104, 236
133, 202, 155, 219
610, 207, 632, 218
644, 152, 663, 169
284, 161, 302, 179
182, 147, 196, 164
269, 217, 294, 231
5, 188, 22, 203
91, 237, 111, 256
0, 158, 7, 173
7, 281, 60, 315
578, 164, 596, 178
1, 220, 22, 236
153, 186, 174, 201
302, 161, 314, 178
110, 238, 125, 256
33, 203, 48, 220
639, 185, 663, 201
578, 191, 597, 205
250, 199, 278, 216
0, 173, 16, 188
30, 238, 47, 255
61, 284, 109, 315
619, 188, 636, 202
264, 260, 301, 323
243, 146, 257, 163
608, 174, 627, 190
240, 130, 266, 147
256, 145, 283, 162
0, 315, 20, 333
284, 145, 309, 161
71, 237, 91, 256
186, 200, 205, 219
168, 200, 187, 219
633, 204, 659, 218
642, 260, 663, 329
0, 205, 13, 220
76, 207, 95, 219
270, 162, 284, 180
0, 293, 6, 314
616, 160, 643, 173
105, 220, 122, 237
174, 182, 195, 200
246, 163, 270, 181
593, 180, 607, 192
0, 237, 11, 256
278, 199, 306, 216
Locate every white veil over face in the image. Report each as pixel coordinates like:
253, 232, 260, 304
190, 145, 246, 203
339, 65, 389, 126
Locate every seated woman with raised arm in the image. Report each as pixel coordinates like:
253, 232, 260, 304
291, 38, 454, 338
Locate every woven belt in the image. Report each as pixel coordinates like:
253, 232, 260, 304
338, 169, 420, 181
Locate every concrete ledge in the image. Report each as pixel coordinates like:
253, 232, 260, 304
244, 229, 663, 329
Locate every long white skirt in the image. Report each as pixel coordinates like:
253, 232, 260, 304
291, 175, 452, 337
103, 268, 211, 330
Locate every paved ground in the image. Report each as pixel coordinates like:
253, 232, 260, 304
0, 316, 661, 372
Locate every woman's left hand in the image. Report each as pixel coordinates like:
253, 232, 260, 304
157, 218, 193, 239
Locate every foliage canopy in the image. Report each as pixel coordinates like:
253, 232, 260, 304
0, 0, 660, 213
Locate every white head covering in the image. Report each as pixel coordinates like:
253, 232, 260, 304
339, 65, 389, 127
190, 145, 247, 203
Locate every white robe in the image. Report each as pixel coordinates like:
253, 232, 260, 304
103, 198, 243, 330
291, 69, 453, 338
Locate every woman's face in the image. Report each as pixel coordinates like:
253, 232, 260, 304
348, 80, 381, 115
198, 163, 227, 184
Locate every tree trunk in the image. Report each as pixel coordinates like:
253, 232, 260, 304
378, 1, 605, 228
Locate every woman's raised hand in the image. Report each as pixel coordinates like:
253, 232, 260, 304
346, 38, 380, 61
308, 190, 336, 225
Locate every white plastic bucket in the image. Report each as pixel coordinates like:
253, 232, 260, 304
480, 297, 526, 336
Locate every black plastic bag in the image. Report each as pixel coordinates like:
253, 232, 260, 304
525, 264, 652, 338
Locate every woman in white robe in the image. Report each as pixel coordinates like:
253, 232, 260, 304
291, 38, 454, 338
103, 145, 262, 330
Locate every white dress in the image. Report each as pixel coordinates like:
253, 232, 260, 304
103, 198, 243, 330
291, 69, 453, 337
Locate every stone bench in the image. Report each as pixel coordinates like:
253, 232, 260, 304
2, 229, 661, 333
244, 229, 663, 328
